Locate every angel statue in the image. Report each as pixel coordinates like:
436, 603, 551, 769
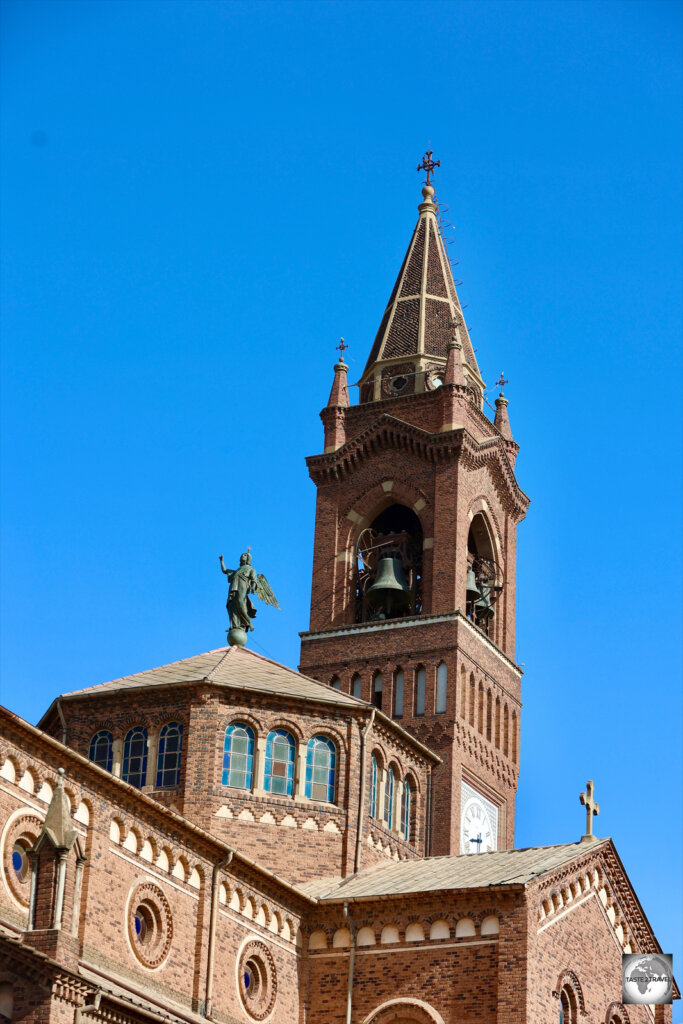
219, 551, 280, 647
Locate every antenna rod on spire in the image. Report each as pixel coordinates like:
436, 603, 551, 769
417, 150, 440, 186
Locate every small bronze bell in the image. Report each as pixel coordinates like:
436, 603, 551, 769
366, 555, 412, 614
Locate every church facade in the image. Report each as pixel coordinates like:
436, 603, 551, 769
0, 166, 675, 1024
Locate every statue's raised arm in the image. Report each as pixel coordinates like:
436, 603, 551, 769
220, 550, 280, 647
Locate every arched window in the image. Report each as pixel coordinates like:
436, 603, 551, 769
372, 672, 383, 710
122, 727, 148, 788
329, 675, 341, 690
156, 722, 183, 787
222, 723, 255, 790
436, 662, 447, 713
264, 729, 295, 796
305, 736, 336, 803
393, 669, 404, 717
415, 666, 426, 716
352, 674, 362, 699
89, 730, 113, 772
384, 766, 396, 829
486, 690, 492, 741
559, 986, 577, 1024
466, 513, 502, 639
370, 754, 379, 818
355, 504, 423, 622
401, 776, 413, 841
460, 666, 467, 718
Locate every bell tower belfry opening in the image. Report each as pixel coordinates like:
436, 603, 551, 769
299, 158, 529, 857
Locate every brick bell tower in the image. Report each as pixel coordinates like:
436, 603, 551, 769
299, 157, 529, 857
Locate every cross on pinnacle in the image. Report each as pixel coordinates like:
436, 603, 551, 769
337, 337, 348, 361
417, 150, 440, 186
579, 780, 600, 839
494, 372, 509, 394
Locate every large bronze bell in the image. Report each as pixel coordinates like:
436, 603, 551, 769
366, 554, 412, 613
466, 565, 481, 603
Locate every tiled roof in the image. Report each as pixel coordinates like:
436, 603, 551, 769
315, 840, 609, 900
61, 645, 362, 707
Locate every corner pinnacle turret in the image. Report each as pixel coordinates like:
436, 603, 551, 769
359, 155, 485, 406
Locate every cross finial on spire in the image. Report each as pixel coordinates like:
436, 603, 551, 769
579, 780, 600, 839
417, 149, 440, 186
337, 337, 348, 362
494, 372, 508, 395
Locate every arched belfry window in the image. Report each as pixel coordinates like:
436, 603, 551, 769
355, 504, 423, 623
370, 754, 379, 818
89, 730, 113, 772
466, 514, 504, 639
156, 722, 183, 787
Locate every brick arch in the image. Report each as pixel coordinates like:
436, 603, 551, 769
370, 744, 388, 770
263, 717, 305, 742
552, 969, 587, 1016
468, 495, 504, 560
219, 711, 263, 735
403, 768, 421, 796
341, 482, 432, 553
604, 1004, 631, 1024
302, 724, 347, 757
363, 997, 445, 1024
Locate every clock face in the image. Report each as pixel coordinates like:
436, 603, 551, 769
461, 796, 494, 854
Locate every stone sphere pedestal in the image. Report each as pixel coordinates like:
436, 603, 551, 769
227, 627, 248, 647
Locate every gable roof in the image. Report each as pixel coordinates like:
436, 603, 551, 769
311, 841, 611, 901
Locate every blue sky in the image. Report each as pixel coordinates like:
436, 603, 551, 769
1, 0, 681, 988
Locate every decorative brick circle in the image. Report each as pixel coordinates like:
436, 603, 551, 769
238, 940, 277, 1020
127, 882, 173, 968
3, 814, 42, 907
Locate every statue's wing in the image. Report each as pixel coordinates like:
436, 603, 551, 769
256, 573, 281, 609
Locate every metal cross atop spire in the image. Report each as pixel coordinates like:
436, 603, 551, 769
417, 150, 440, 186
494, 372, 509, 394
579, 780, 600, 839
337, 337, 348, 361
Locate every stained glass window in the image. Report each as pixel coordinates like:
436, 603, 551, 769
89, 730, 113, 772
264, 729, 295, 796
305, 735, 336, 803
122, 727, 148, 788
401, 777, 413, 841
384, 766, 395, 829
156, 722, 183, 787
370, 754, 379, 818
222, 723, 255, 790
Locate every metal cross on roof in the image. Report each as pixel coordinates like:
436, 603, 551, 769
494, 372, 509, 393
579, 780, 600, 838
337, 337, 348, 361
417, 150, 440, 186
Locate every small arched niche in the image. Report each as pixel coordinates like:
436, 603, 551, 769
356, 504, 423, 622
466, 513, 503, 639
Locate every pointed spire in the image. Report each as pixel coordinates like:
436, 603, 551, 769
326, 339, 350, 409
360, 157, 484, 404
493, 373, 513, 442
40, 768, 78, 850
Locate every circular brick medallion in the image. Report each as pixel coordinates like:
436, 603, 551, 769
127, 882, 173, 968
238, 940, 277, 1020
3, 814, 42, 907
